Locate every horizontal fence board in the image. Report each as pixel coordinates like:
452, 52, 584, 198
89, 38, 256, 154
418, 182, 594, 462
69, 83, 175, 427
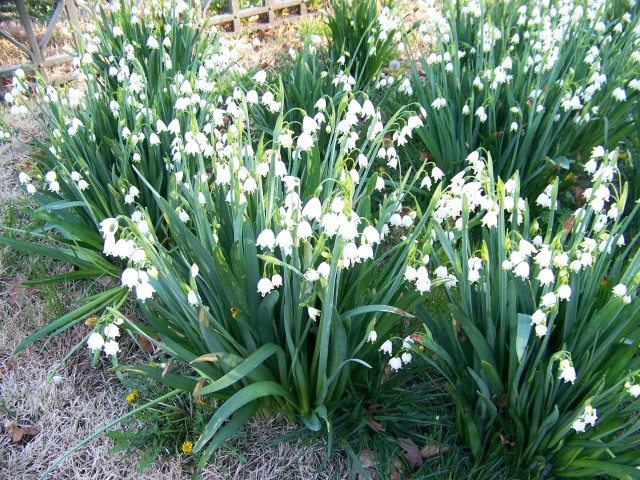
0, 53, 72, 76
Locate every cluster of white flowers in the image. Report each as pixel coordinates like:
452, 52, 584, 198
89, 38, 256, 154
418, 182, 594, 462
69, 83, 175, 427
44, 170, 60, 193
0, 128, 11, 142
3, 68, 28, 115
396, 143, 637, 407
90, 78, 424, 364
416, 0, 640, 141
416, 1, 449, 46
101, 217, 156, 304
572, 405, 598, 433
18, 171, 37, 195
379, 336, 414, 371
8, 0, 263, 212
625, 380, 640, 398
558, 357, 577, 384
87, 315, 123, 357
372, 6, 403, 48
249, 96, 423, 299
71, 170, 90, 191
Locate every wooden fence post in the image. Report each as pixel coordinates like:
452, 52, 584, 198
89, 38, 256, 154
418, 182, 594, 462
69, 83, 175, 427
65, 0, 81, 30
229, 0, 241, 32
265, 0, 275, 24
15, 0, 46, 76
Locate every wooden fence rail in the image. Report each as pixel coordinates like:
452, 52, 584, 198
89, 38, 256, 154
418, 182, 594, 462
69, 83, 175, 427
206, 0, 307, 32
0, 0, 308, 92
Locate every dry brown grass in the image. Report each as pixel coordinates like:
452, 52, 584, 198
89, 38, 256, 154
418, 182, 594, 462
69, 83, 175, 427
0, 277, 347, 479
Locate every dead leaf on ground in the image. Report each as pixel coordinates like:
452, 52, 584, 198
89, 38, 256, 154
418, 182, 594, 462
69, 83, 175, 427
74, 362, 91, 373
98, 276, 116, 287
357, 449, 378, 480
569, 185, 585, 207
421, 444, 450, 458
138, 335, 155, 354
194, 378, 208, 407
4, 420, 39, 445
12, 426, 39, 444
381, 361, 398, 383
390, 456, 404, 480
367, 404, 385, 432
0, 358, 14, 374
398, 437, 423, 468
6, 274, 34, 306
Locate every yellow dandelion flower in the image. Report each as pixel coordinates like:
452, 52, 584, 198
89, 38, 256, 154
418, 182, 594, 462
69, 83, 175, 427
125, 390, 140, 403
181, 441, 193, 454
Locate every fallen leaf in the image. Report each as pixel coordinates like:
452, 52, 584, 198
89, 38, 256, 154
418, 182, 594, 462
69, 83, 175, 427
357, 450, 378, 480
0, 358, 14, 374
419, 151, 432, 162
569, 185, 584, 207
398, 437, 423, 468
161, 361, 170, 378
5, 421, 39, 445
74, 362, 91, 373
4, 420, 17, 433
381, 361, 397, 383
99, 276, 116, 287
6, 274, 30, 306
12, 426, 39, 444
85, 315, 99, 327
358, 449, 375, 469
494, 393, 508, 410
563, 215, 575, 236
367, 404, 385, 432
410, 333, 424, 344
390, 456, 404, 480
194, 378, 208, 406
421, 444, 449, 458
138, 335, 155, 354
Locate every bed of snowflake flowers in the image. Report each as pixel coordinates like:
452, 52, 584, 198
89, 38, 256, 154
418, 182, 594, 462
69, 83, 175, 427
2, 0, 640, 477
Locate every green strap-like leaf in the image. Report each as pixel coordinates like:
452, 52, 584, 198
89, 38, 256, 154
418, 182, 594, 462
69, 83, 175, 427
13, 287, 127, 354
194, 381, 297, 453
117, 365, 198, 392
193, 344, 282, 396
450, 303, 497, 369
564, 459, 640, 478
196, 400, 259, 471
515, 313, 532, 362
340, 304, 414, 320
481, 360, 505, 397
